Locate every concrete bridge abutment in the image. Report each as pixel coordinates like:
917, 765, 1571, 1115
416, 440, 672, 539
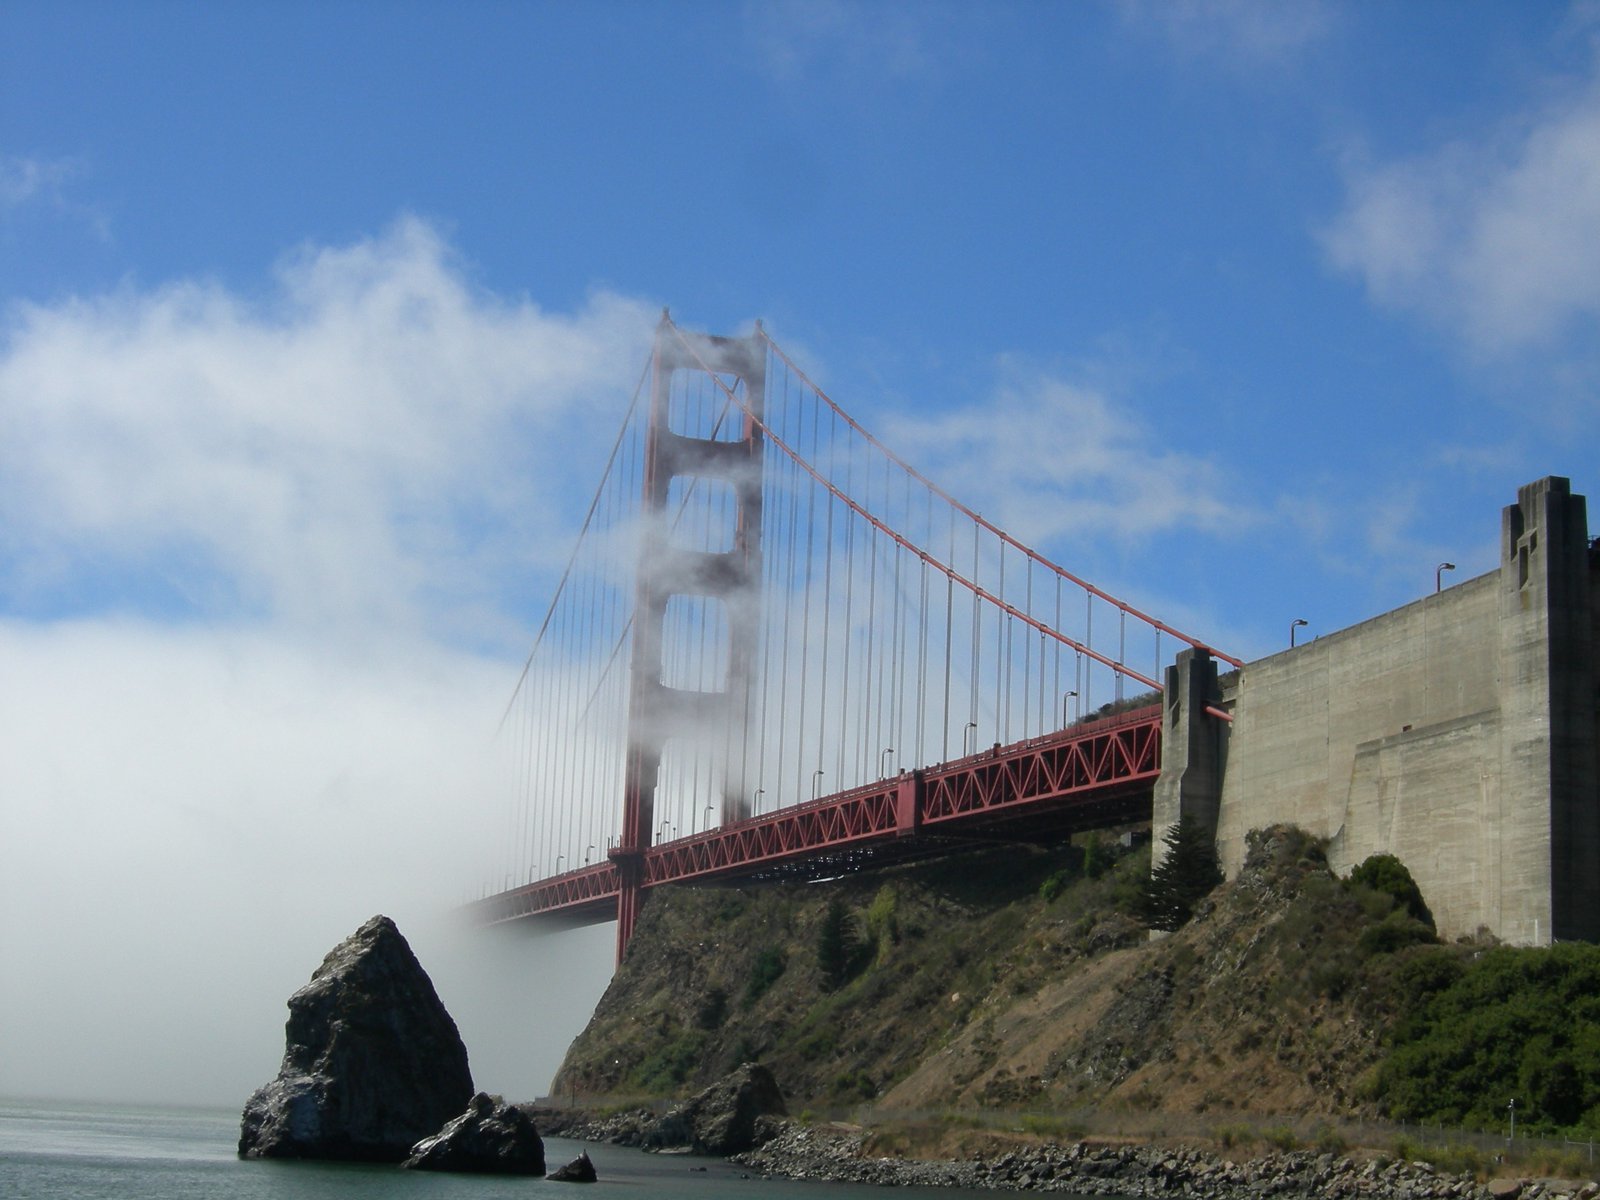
1168, 475, 1600, 945
1151, 647, 1226, 872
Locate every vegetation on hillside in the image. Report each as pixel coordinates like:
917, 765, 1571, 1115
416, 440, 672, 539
1139, 816, 1223, 931
555, 837, 1154, 1105
553, 823, 1600, 1139
1376, 942, 1600, 1134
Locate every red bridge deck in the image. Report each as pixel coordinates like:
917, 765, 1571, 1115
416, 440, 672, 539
473, 703, 1162, 928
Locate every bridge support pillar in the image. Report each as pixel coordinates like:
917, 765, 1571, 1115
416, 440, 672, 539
615, 319, 766, 965
612, 850, 644, 964
1151, 648, 1226, 873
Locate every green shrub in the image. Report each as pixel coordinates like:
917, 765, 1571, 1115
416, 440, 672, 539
631, 1029, 705, 1093
696, 985, 729, 1029
1261, 1125, 1299, 1151
818, 898, 862, 991
1038, 870, 1070, 903
743, 946, 787, 1008
1082, 839, 1111, 880
1212, 1123, 1253, 1150
1019, 1113, 1085, 1139
1349, 853, 1436, 931
1378, 942, 1600, 1132
1311, 1123, 1347, 1155
1428, 1143, 1488, 1178
862, 885, 901, 952
1359, 913, 1436, 957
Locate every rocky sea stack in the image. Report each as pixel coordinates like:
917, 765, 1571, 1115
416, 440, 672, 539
644, 1062, 787, 1155
402, 1092, 546, 1174
238, 914, 474, 1162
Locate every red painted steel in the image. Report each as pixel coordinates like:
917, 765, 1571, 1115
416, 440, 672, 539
615, 323, 766, 960
477, 859, 619, 924
474, 704, 1162, 931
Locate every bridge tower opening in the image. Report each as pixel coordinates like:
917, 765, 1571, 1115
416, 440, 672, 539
611, 318, 766, 961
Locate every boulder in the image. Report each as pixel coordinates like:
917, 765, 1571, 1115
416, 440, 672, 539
402, 1092, 545, 1174
548, 1150, 599, 1182
644, 1061, 786, 1155
239, 914, 474, 1161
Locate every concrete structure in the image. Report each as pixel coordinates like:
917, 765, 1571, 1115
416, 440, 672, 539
1156, 477, 1599, 944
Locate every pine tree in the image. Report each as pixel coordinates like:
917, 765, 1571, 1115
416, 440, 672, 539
1139, 815, 1222, 931
817, 898, 858, 991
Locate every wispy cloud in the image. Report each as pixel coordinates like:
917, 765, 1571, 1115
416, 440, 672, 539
1322, 45, 1600, 369
0, 152, 109, 239
743, 0, 942, 84
881, 359, 1248, 546
0, 219, 648, 1105
0, 216, 655, 648
0, 154, 76, 208
1116, 0, 1335, 68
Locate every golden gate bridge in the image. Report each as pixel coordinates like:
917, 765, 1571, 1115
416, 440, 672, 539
474, 316, 1240, 961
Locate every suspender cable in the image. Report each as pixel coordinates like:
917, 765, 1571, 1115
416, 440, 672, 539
760, 332, 1240, 670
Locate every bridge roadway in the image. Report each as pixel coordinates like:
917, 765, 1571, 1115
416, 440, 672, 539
476, 703, 1162, 928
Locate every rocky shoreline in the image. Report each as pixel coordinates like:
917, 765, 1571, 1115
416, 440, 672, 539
539, 1109, 1593, 1200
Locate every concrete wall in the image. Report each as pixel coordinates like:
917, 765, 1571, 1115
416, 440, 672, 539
1195, 477, 1598, 945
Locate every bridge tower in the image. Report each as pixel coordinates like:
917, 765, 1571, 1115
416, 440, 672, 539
611, 319, 766, 960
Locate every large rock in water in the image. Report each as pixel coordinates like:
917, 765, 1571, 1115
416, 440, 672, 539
402, 1092, 545, 1174
644, 1062, 786, 1155
548, 1149, 598, 1182
238, 914, 474, 1161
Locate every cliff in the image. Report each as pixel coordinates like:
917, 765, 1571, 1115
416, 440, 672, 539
553, 826, 1433, 1121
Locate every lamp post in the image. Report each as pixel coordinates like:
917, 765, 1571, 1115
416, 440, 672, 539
963, 721, 978, 756
880, 747, 895, 778
1508, 1097, 1516, 1145
584, 844, 594, 865
1062, 690, 1078, 728
812, 768, 825, 801
752, 787, 764, 815
1290, 618, 1308, 648
1436, 561, 1456, 593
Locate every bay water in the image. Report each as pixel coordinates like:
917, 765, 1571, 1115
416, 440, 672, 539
1, 1098, 997, 1199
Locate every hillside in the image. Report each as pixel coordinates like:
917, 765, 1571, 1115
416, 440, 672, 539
552, 826, 1442, 1121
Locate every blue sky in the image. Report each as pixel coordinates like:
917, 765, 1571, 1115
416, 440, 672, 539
3, 1, 1598, 1106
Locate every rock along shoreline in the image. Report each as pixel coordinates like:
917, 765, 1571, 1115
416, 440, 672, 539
536, 1109, 1593, 1200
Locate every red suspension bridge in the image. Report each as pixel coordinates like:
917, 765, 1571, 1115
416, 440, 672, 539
476, 317, 1239, 961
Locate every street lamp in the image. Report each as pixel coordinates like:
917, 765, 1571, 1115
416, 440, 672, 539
1508, 1097, 1517, 1145
880, 747, 895, 778
1436, 561, 1456, 593
963, 721, 978, 756
585, 844, 594, 864
1062, 690, 1078, 728
812, 768, 825, 800
1290, 618, 1308, 648
752, 787, 764, 815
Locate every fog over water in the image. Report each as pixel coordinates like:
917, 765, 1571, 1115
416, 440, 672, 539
0, 223, 636, 1107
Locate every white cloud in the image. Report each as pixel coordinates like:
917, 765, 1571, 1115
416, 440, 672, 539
880, 361, 1247, 545
0, 155, 76, 209
0, 616, 615, 1106
1323, 50, 1600, 361
0, 153, 109, 240
0, 217, 656, 647
1116, 0, 1334, 67
0, 220, 652, 1106
743, 0, 940, 83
